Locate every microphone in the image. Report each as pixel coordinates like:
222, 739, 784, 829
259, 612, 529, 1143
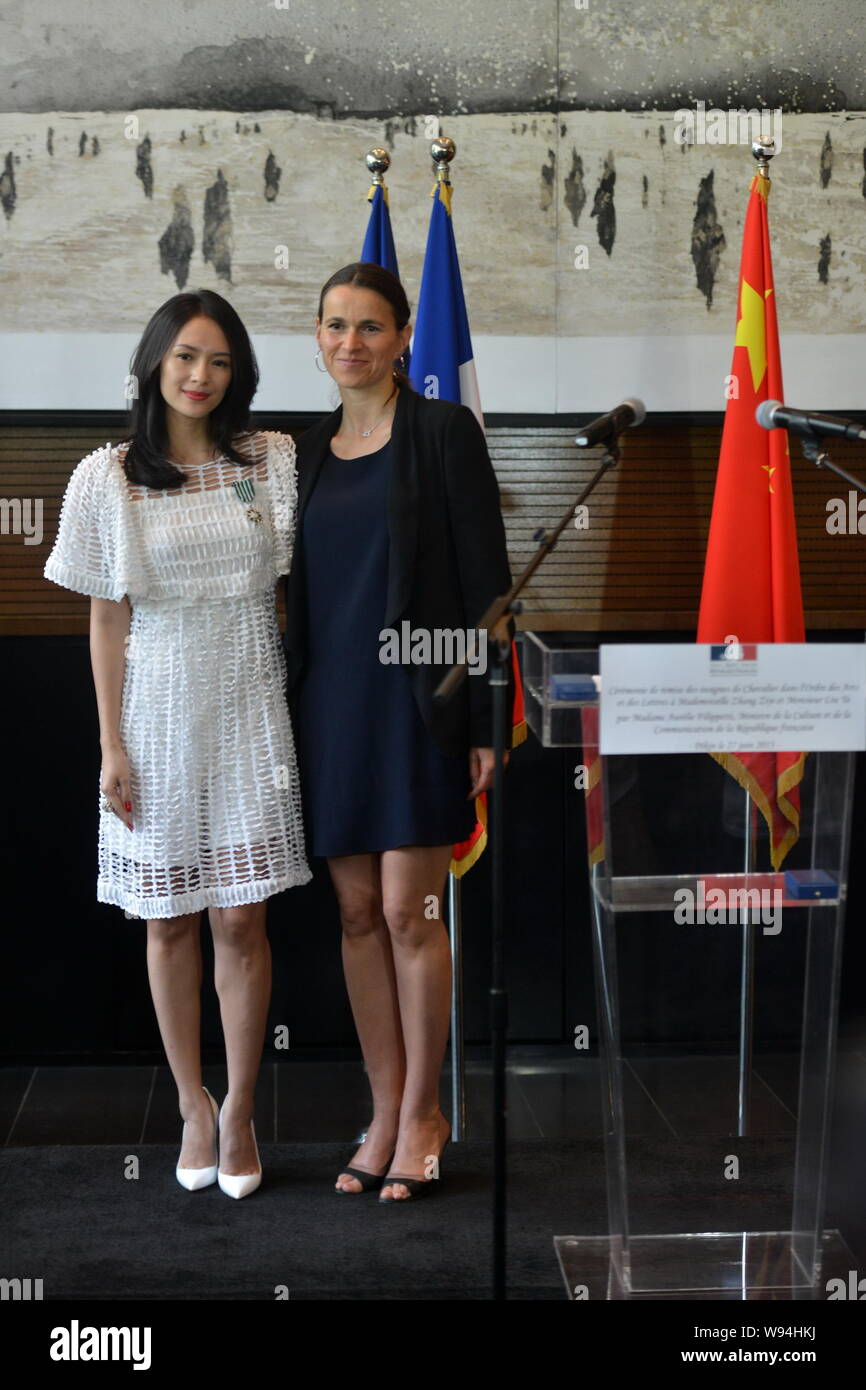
756, 399, 866, 442
574, 398, 647, 448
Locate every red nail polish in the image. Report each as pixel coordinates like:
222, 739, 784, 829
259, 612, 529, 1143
124, 801, 132, 812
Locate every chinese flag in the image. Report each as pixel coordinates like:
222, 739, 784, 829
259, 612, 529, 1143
697, 171, 805, 870
581, 704, 605, 868
449, 644, 527, 877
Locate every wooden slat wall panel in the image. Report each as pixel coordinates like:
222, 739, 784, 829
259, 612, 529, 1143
488, 423, 866, 629
1, 422, 864, 634
0, 426, 291, 635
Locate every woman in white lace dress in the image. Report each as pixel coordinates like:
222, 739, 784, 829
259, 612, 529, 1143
44, 291, 311, 1199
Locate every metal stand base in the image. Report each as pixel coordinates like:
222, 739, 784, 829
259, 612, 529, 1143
554, 1231, 858, 1300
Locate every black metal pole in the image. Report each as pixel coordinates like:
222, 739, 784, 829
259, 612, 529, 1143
433, 432, 626, 1304
799, 432, 866, 494
808, 450, 866, 494
489, 639, 509, 1300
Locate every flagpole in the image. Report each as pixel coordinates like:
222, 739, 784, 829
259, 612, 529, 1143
446, 874, 466, 1141
737, 791, 757, 1135
436, 135, 466, 1147
423, 131, 506, 1291
735, 136, 776, 1139
412, 132, 529, 1281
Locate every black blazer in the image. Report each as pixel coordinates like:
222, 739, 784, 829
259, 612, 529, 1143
282, 383, 515, 757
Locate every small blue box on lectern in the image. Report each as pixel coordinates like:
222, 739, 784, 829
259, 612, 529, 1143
783, 869, 838, 899
549, 674, 598, 702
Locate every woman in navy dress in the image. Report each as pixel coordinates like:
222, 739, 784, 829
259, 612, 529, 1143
284, 263, 514, 1200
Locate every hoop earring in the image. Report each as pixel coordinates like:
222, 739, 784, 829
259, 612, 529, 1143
314, 348, 328, 374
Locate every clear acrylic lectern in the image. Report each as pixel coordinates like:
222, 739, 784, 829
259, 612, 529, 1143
522, 632, 858, 1300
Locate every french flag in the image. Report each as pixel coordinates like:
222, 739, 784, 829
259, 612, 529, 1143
361, 181, 400, 280
408, 172, 525, 876
408, 179, 483, 426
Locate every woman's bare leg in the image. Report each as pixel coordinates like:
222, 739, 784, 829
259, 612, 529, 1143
209, 901, 270, 1175
379, 844, 454, 1200
146, 913, 215, 1168
328, 853, 404, 1191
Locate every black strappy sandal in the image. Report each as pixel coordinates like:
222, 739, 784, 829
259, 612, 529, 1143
379, 1129, 452, 1204
335, 1163, 390, 1194
335, 1142, 396, 1194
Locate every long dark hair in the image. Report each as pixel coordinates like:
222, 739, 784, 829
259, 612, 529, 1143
317, 262, 412, 390
121, 290, 259, 488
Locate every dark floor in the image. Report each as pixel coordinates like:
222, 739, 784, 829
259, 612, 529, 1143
3, 1045, 864, 1143
2, 1044, 864, 1274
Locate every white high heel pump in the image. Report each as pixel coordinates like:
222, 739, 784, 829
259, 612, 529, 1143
217, 1105, 262, 1200
175, 1086, 219, 1191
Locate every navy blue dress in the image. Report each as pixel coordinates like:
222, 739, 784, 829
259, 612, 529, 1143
294, 439, 476, 858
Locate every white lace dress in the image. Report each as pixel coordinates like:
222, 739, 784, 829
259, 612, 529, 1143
44, 431, 312, 919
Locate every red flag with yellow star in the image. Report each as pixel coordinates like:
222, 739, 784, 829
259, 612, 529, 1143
581, 704, 605, 867
697, 171, 805, 870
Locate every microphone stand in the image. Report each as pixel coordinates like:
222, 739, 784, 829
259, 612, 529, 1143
434, 429, 624, 1301
797, 428, 866, 495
